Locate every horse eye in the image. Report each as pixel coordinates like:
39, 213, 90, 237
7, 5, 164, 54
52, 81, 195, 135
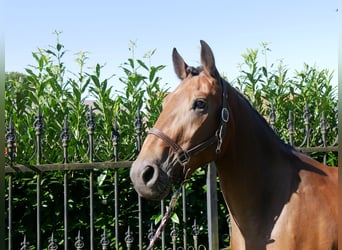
193, 99, 207, 110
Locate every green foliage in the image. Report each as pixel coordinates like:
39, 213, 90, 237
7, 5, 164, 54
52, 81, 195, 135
5, 33, 168, 248
234, 42, 337, 165
5, 35, 337, 249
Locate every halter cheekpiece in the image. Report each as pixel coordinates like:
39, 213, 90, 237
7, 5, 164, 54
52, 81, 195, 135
148, 78, 229, 167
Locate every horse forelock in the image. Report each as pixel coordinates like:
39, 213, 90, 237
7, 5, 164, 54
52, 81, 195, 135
185, 66, 203, 76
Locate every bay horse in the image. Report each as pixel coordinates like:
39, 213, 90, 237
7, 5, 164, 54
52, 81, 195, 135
130, 41, 338, 250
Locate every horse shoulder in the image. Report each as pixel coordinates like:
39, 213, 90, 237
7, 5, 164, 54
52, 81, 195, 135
271, 150, 338, 249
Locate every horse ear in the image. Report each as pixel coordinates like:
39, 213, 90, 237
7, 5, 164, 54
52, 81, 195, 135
172, 48, 188, 80
200, 40, 220, 79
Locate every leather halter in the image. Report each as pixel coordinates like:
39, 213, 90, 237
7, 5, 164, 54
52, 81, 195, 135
148, 79, 229, 166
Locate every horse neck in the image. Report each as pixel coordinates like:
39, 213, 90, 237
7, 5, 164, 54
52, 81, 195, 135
222, 84, 286, 155
215, 84, 296, 233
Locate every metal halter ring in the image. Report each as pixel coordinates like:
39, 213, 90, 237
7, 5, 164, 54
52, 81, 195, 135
221, 108, 229, 123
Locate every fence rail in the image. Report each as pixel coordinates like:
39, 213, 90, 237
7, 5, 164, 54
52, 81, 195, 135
5, 104, 338, 250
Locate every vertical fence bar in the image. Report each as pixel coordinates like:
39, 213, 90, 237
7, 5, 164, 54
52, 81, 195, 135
135, 110, 143, 250
89, 164, 94, 249
161, 200, 165, 249
112, 119, 120, 250
6, 117, 16, 250
8, 175, 12, 250
6, 118, 16, 163
320, 112, 327, 165
34, 107, 43, 250
137, 195, 142, 249
269, 103, 276, 130
334, 111, 338, 147
182, 185, 187, 249
87, 107, 95, 250
61, 115, 70, 250
36, 174, 41, 250
207, 162, 219, 250
114, 170, 119, 249
288, 111, 294, 146
63, 173, 68, 250
303, 102, 311, 147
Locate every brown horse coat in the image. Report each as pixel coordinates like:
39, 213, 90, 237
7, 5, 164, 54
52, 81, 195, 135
130, 41, 338, 250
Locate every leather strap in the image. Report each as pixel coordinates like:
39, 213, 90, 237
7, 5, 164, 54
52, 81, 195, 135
148, 128, 184, 154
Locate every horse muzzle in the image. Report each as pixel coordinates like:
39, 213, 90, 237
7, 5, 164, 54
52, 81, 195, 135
130, 160, 172, 200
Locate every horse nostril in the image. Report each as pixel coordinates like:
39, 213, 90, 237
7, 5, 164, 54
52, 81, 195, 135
142, 165, 155, 184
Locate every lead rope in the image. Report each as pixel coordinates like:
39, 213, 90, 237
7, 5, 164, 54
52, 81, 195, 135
146, 185, 183, 250
146, 169, 191, 250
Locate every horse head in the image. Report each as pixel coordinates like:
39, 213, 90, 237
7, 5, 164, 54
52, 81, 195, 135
130, 41, 229, 200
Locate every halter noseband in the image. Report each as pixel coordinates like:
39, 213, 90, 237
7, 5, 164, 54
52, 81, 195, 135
148, 79, 229, 167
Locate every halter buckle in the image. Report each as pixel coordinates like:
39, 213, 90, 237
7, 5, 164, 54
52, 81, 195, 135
177, 151, 190, 166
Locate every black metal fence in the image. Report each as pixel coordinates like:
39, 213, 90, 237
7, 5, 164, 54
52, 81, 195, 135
5, 105, 338, 250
